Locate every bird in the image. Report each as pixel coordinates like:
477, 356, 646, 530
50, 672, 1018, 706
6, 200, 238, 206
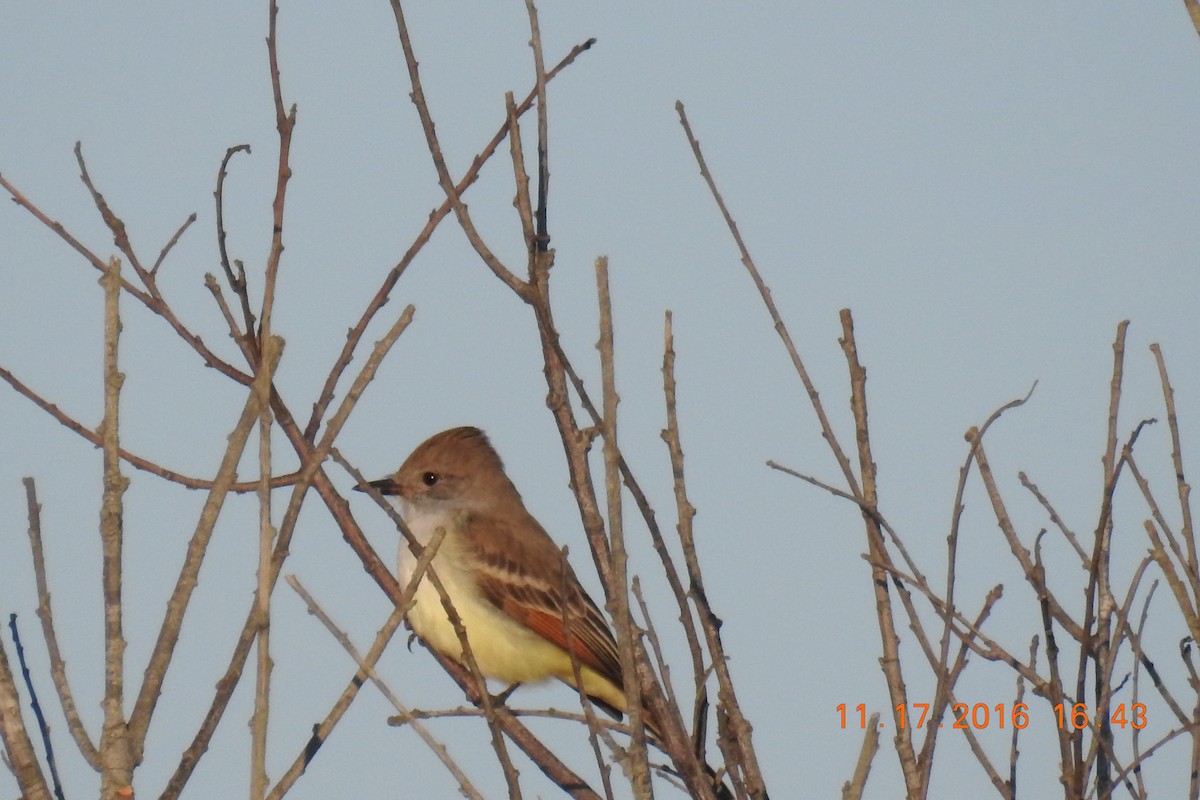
357, 425, 657, 736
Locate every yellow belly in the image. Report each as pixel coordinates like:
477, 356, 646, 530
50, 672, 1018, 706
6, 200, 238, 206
404, 559, 627, 713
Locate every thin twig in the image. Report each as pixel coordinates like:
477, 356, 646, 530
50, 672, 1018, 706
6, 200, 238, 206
558, 548, 617, 800
387, 0, 526, 297
0, 166, 251, 389
1019, 472, 1089, 566
838, 309, 920, 796
675, 101, 860, 499
595, 258, 652, 799
6, 617, 66, 800
0, 363, 289, 492
524, 0, 551, 252
920, 383, 1036, 789
969, 434, 1083, 642
159, 305, 413, 795
261, 0, 296, 350
74, 145, 250, 384
1150, 343, 1196, 582
1077, 322, 1129, 798
272, 529, 483, 800
660, 312, 709, 746
841, 713, 880, 800
301, 36, 595, 441
0, 628, 52, 800
127, 349, 278, 761
214, 144, 256, 337
22, 478, 99, 766
150, 212, 197, 276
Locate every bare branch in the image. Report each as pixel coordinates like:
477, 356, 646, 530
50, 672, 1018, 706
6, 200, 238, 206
22, 478, 99, 767
5, 617, 66, 800
0, 628, 52, 800
150, 212, 197, 276
97, 258, 135, 798
676, 101, 860, 499
214, 143, 257, 337
841, 713, 880, 800
301, 36, 595, 441
386, 0, 527, 297
595, 257, 652, 798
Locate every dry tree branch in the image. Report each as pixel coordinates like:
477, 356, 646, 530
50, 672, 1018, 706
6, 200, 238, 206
1033, 538, 1078, 799
160, 305, 412, 796
389, 705, 651, 736
1185, 0, 1200, 46
1129, 581, 1159, 799
5, 617, 66, 800
279, 590, 487, 800
73, 145, 251, 386
76, 145, 147, 277
126, 349, 278, 761
1150, 343, 1197, 583
559, 549, 618, 800
1146, 520, 1200, 641
426, 527, 524, 799
837, 309, 922, 797
841, 713, 880, 800
262, 0, 295, 351
97, 258, 135, 798
970, 435, 1084, 643
251, 336, 283, 800
1124, 455, 1190, 575
675, 100, 860, 500
1118, 588, 1189, 727
0, 170, 149, 302
151, 211, 197, 277
896, 576, 1009, 798
22, 478, 99, 767
248, 12, 295, 787
271, 527, 476, 800
595, 258, 653, 799
214, 143, 257, 337
911, 584, 1004, 789
869, 558, 1051, 694
1019, 473, 1089, 567
631, 579, 683, 751
919, 383, 1036, 789
523, 0, 551, 251
0, 363, 292, 492
0, 629, 52, 800
301, 36, 595, 442
1104, 719, 1200, 793
1077, 321, 1129, 798
1010, 638, 1038, 797
508, 91, 537, 255
661, 312, 714, 745
386, 0, 526, 298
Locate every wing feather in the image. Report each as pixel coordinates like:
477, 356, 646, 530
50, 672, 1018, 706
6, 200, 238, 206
460, 510, 624, 687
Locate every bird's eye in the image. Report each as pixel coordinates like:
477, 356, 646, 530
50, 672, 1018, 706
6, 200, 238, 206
422, 472, 439, 486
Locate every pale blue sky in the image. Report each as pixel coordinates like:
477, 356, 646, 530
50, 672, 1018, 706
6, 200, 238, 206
3, 3, 1200, 798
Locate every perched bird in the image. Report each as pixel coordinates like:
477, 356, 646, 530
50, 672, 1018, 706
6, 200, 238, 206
358, 426, 653, 734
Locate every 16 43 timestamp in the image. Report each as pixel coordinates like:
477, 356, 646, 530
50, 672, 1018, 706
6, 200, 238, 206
838, 702, 1148, 730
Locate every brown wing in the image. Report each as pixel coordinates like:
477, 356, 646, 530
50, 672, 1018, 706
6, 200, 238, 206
459, 509, 624, 689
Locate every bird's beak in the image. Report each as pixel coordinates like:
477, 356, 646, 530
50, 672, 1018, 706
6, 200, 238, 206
355, 477, 403, 495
